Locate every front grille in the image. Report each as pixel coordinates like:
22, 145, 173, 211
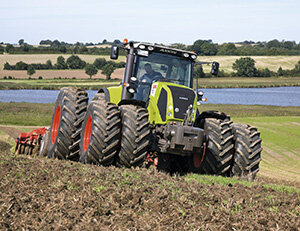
157, 88, 167, 121
168, 86, 195, 119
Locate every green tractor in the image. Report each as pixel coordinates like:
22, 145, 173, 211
46, 41, 262, 179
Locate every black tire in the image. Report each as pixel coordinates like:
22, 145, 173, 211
201, 118, 234, 176
117, 105, 150, 168
39, 131, 49, 157
79, 101, 121, 166
231, 123, 262, 180
92, 92, 105, 102
48, 87, 88, 161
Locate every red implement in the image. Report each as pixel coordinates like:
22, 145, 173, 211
15, 127, 47, 155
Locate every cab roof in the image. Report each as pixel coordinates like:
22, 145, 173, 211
124, 42, 197, 61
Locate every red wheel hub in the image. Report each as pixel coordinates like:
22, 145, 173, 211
51, 105, 61, 144
83, 116, 92, 152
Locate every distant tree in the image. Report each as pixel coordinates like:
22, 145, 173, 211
66, 55, 86, 69
55, 56, 68, 69
27, 65, 35, 77
277, 67, 284, 76
189, 39, 217, 55
101, 63, 115, 80
170, 43, 186, 50
40, 39, 52, 45
21, 44, 30, 52
259, 68, 271, 77
59, 45, 67, 53
51, 40, 61, 48
46, 60, 53, 69
79, 46, 88, 53
93, 58, 107, 69
3, 62, 13, 70
5, 44, 13, 53
85, 64, 98, 79
292, 60, 300, 75
18, 39, 24, 45
266, 39, 281, 48
0, 46, 4, 54
232, 57, 258, 77
102, 39, 107, 44
15, 61, 28, 70
217, 43, 237, 55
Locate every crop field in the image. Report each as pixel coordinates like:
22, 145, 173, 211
0, 54, 299, 73
0, 102, 299, 229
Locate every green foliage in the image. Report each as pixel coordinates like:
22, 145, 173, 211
277, 67, 284, 76
66, 55, 86, 69
101, 63, 115, 80
55, 56, 68, 69
27, 65, 35, 76
217, 43, 237, 55
189, 39, 217, 56
93, 58, 107, 69
5, 44, 14, 53
15, 61, 28, 70
4, 62, 13, 70
232, 57, 258, 77
85, 64, 98, 79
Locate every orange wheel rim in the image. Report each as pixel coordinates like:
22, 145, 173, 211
83, 116, 92, 152
51, 105, 61, 144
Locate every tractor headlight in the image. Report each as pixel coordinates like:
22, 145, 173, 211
191, 54, 197, 59
183, 53, 189, 58
127, 87, 136, 94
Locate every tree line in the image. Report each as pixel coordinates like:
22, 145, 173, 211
194, 57, 300, 78
1, 38, 300, 56
3, 56, 126, 80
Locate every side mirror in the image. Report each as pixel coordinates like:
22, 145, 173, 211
110, 46, 119, 60
211, 62, 219, 76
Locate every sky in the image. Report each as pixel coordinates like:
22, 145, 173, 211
0, 0, 299, 45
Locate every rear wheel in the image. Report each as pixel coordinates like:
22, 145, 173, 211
79, 101, 121, 165
48, 87, 88, 160
117, 105, 150, 168
201, 118, 234, 176
231, 123, 262, 180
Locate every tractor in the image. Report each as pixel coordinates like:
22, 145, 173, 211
24, 41, 262, 179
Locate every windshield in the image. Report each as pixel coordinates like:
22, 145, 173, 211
132, 52, 192, 101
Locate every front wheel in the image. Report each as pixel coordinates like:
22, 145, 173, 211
117, 105, 150, 168
231, 123, 262, 180
201, 118, 234, 176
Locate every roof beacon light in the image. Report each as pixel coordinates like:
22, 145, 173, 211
123, 38, 128, 44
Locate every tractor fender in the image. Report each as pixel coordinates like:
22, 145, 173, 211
194, 110, 230, 128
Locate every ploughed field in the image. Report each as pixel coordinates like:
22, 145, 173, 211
0, 141, 299, 230
0, 103, 299, 230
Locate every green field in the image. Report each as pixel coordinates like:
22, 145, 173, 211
0, 102, 299, 183
1, 77, 299, 90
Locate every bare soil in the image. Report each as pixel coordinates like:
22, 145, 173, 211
0, 148, 299, 230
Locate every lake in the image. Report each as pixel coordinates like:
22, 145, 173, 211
0, 87, 299, 106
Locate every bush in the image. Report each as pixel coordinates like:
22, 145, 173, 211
38, 76, 43, 79
3, 76, 7, 79
232, 57, 258, 77
8, 76, 13, 79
